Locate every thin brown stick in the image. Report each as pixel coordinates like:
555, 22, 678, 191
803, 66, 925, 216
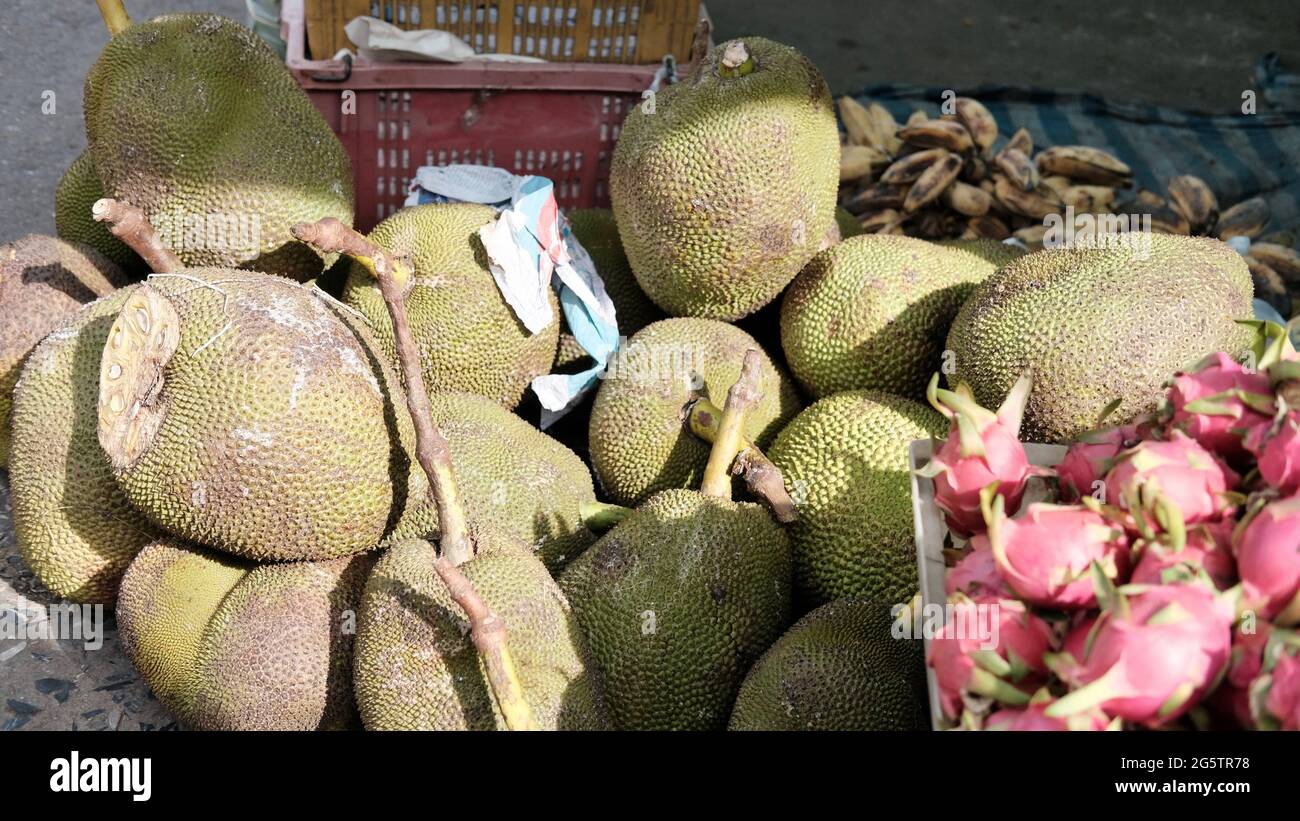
700, 350, 762, 498
432, 556, 538, 731
292, 218, 470, 566
686, 398, 797, 522
292, 217, 534, 731
91, 199, 181, 274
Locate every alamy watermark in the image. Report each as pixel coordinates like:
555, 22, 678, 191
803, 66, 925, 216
891, 600, 1001, 651
602, 337, 707, 391
0, 604, 104, 651
1043, 206, 1152, 260
153, 209, 262, 258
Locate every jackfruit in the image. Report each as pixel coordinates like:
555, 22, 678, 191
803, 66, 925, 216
97, 271, 432, 562
767, 390, 945, 609
835, 206, 864, 239
555, 208, 663, 369
560, 488, 792, 730
116, 539, 370, 730
83, 13, 353, 280
729, 598, 929, 731
354, 529, 609, 730
946, 236, 1255, 443
1, 235, 128, 467
54, 151, 143, 274
425, 392, 596, 571
780, 235, 1012, 401
341, 204, 559, 408
609, 38, 840, 320
588, 318, 801, 506
9, 287, 159, 604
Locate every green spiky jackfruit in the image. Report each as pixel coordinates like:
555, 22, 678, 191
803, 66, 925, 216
9, 288, 159, 604
98, 271, 432, 562
341, 204, 559, 408
425, 392, 596, 570
116, 539, 370, 730
729, 598, 929, 730
560, 489, 792, 730
1, 235, 128, 468
588, 318, 802, 506
780, 235, 1012, 401
610, 38, 840, 320
555, 208, 663, 369
54, 151, 143, 273
947, 236, 1256, 443
354, 531, 609, 730
83, 14, 353, 280
768, 390, 945, 610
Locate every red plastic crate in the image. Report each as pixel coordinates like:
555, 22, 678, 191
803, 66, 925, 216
283, 0, 680, 232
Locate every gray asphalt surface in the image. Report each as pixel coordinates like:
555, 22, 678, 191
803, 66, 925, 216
1, 0, 1297, 242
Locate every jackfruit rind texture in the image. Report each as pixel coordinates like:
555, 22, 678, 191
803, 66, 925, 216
556, 208, 664, 368
1, 235, 128, 467
559, 490, 793, 730
408, 392, 596, 571
83, 14, 353, 280
609, 37, 840, 320
780, 235, 1006, 401
588, 318, 802, 506
54, 151, 144, 274
341, 204, 559, 407
354, 532, 610, 730
116, 539, 371, 730
10, 287, 158, 604
767, 390, 945, 610
104, 271, 428, 561
946, 236, 1256, 443
729, 598, 929, 731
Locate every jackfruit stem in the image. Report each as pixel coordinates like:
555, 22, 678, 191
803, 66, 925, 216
686, 398, 797, 522
717, 41, 755, 78
91, 199, 181, 274
96, 0, 132, 36
291, 219, 469, 564
293, 217, 537, 732
431, 555, 539, 731
700, 350, 762, 499
580, 501, 632, 533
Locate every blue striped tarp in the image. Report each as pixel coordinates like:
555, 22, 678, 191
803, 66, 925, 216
850, 66, 1300, 236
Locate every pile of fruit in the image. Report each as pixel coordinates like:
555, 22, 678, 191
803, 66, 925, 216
0, 3, 1293, 731
921, 329, 1300, 731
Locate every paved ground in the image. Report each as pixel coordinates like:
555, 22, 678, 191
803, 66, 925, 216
0, 0, 1296, 730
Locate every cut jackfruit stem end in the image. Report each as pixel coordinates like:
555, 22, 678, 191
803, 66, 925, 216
717, 41, 755, 78
95, 0, 132, 36
292, 218, 537, 731
686, 398, 798, 523
579, 501, 633, 534
700, 349, 762, 499
91, 199, 181, 274
98, 285, 180, 473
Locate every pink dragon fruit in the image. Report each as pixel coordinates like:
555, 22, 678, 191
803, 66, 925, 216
1105, 431, 1239, 539
919, 373, 1036, 538
1243, 411, 1300, 495
1234, 496, 1300, 625
1250, 630, 1300, 731
985, 498, 1129, 610
985, 696, 1112, 731
1211, 623, 1274, 729
1045, 583, 1233, 727
1166, 352, 1274, 459
1057, 424, 1145, 503
1130, 518, 1237, 591
944, 535, 1011, 598
926, 593, 1055, 721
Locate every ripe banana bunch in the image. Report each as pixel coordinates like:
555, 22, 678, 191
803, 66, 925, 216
836, 95, 1133, 244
